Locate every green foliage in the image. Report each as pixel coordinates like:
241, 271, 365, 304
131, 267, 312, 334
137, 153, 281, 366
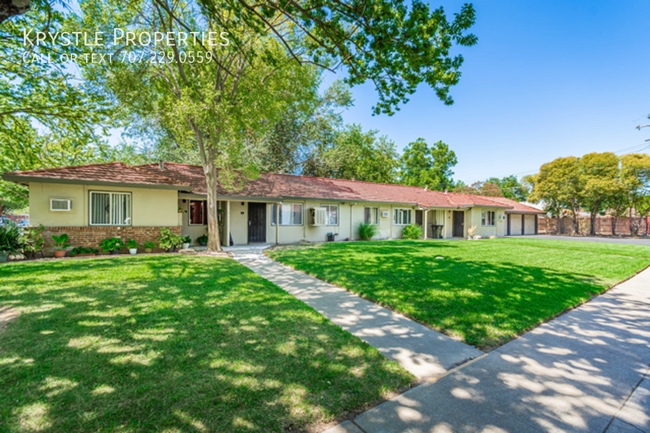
158, 229, 183, 251
402, 224, 424, 240
0, 223, 23, 255
0, 1, 119, 211
196, 235, 208, 246
400, 139, 457, 190
21, 224, 45, 254
621, 153, 650, 234
100, 238, 123, 252
51, 234, 71, 251
358, 223, 379, 241
198, 0, 477, 115
126, 239, 140, 249
71, 246, 99, 256
182, 236, 192, 244
143, 241, 157, 249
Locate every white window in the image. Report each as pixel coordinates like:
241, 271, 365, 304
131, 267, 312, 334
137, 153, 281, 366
320, 205, 338, 225
271, 203, 303, 225
393, 208, 412, 225
482, 210, 496, 226
90, 192, 131, 226
189, 200, 207, 225
364, 206, 379, 225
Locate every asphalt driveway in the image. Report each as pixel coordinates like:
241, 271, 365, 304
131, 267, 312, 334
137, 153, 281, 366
516, 234, 650, 246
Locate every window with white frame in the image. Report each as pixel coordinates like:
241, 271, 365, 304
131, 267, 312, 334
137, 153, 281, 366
393, 208, 412, 225
364, 206, 379, 225
90, 192, 131, 226
482, 210, 496, 226
320, 204, 338, 225
189, 200, 207, 225
271, 203, 303, 225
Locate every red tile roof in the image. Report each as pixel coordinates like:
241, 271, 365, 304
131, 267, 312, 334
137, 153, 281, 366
3, 162, 543, 213
3, 162, 189, 188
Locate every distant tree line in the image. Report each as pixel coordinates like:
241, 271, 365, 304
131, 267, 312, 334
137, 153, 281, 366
526, 152, 650, 236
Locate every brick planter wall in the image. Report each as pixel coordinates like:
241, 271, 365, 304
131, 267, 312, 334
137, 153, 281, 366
42, 226, 182, 257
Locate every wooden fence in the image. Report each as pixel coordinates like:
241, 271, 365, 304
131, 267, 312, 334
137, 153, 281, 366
539, 216, 649, 236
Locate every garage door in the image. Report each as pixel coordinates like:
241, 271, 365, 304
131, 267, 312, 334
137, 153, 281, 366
509, 215, 522, 235
524, 215, 536, 235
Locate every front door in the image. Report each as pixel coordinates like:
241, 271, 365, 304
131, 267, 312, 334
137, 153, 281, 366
453, 211, 464, 237
248, 203, 266, 243
415, 210, 423, 226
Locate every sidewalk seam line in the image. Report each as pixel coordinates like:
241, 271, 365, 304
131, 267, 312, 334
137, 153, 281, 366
602, 363, 650, 432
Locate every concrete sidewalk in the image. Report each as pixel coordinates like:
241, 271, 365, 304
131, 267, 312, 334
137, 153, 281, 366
334, 265, 650, 433
516, 234, 650, 246
228, 245, 483, 381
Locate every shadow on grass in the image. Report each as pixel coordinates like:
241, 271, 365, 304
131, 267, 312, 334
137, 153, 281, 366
268, 240, 650, 348
0, 256, 412, 432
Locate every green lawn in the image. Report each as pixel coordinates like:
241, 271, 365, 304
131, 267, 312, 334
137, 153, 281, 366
0, 256, 412, 432
267, 238, 650, 349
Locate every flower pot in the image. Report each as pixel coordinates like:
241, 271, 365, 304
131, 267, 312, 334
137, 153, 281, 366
54, 250, 66, 258
182, 243, 190, 250
144, 248, 152, 253
129, 248, 137, 255
110, 250, 120, 255
0, 253, 7, 262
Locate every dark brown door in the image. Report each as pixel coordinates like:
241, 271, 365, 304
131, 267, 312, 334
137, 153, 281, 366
453, 211, 464, 237
248, 203, 266, 243
415, 210, 423, 226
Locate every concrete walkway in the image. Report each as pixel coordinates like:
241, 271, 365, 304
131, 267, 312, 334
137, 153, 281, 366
330, 265, 650, 433
516, 234, 650, 246
228, 245, 483, 381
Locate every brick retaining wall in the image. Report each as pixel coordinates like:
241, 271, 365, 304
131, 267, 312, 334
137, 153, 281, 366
42, 226, 182, 257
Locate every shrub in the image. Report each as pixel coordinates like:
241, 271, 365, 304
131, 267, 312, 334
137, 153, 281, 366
125, 239, 139, 249
21, 224, 45, 254
358, 223, 379, 241
0, 223, 24, 255
71, 246, 99, 256
196, 234, 208, 245
100, 237, 123, 252
158, 228, 183, 251
143, 241, 157, 249
182, 235, 192, 244
402, 224, 423, 240
52, 234, 71, 251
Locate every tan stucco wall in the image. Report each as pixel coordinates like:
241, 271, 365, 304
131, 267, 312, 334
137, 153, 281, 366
466, 208, 506, 239
177, 198, 209, 243
29, 182, 179, 227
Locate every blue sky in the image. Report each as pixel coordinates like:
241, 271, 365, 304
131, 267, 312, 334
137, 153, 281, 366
322, 0, 650, 184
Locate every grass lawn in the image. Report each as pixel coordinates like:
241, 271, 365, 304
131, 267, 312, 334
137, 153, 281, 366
0, 256, 412, 432
267, 238, 650, 349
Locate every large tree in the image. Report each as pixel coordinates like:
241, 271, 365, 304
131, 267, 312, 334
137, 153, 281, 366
81, 0, 477, 251
528, 156, 583, 234
621, 153, 650, 235
579, 152, 623, 236
399, 138, 457, 190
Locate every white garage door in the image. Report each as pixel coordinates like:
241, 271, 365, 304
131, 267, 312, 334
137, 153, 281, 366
524, 215, 536, 235
510, 215, 522, 235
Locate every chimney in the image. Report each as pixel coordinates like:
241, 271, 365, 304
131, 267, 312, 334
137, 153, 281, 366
444, 189, 448, 194
424, 185, 428, 191
159, 160, 165, 170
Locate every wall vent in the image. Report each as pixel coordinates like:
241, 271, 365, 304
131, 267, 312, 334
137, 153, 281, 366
50, 199, 71, 211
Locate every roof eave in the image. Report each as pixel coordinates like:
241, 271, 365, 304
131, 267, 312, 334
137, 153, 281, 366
1, 174, 190, 191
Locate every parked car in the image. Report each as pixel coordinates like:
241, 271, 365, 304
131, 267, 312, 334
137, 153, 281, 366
17, 220, 29, 227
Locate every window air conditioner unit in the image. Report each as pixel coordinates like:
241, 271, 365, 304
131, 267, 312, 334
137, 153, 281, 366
309, 208, 327, 226
50, 198, 71, 211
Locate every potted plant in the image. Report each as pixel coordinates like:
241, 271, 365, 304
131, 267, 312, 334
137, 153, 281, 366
158, 228, 183, 252
126, 239, 139, 255
71, 247, 98, 257
51, 234, 71, 258
143, 241, 156, 253
0, 222, 24, 262
181, 235, 191, 250
196, 234, 208, 246
100, 237, 123, 255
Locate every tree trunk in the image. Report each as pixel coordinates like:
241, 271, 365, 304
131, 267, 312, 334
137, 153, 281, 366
590, 210, 596, 236
612, 216, 616, 236
572, 213, 579, 235
0, 0, 30, 25
190, 119, 222, 252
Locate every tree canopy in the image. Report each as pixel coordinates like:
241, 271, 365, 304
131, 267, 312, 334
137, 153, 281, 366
399, 138, 457, 190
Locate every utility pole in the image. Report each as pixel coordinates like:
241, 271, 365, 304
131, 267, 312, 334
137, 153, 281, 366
636, 114, 650, 130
